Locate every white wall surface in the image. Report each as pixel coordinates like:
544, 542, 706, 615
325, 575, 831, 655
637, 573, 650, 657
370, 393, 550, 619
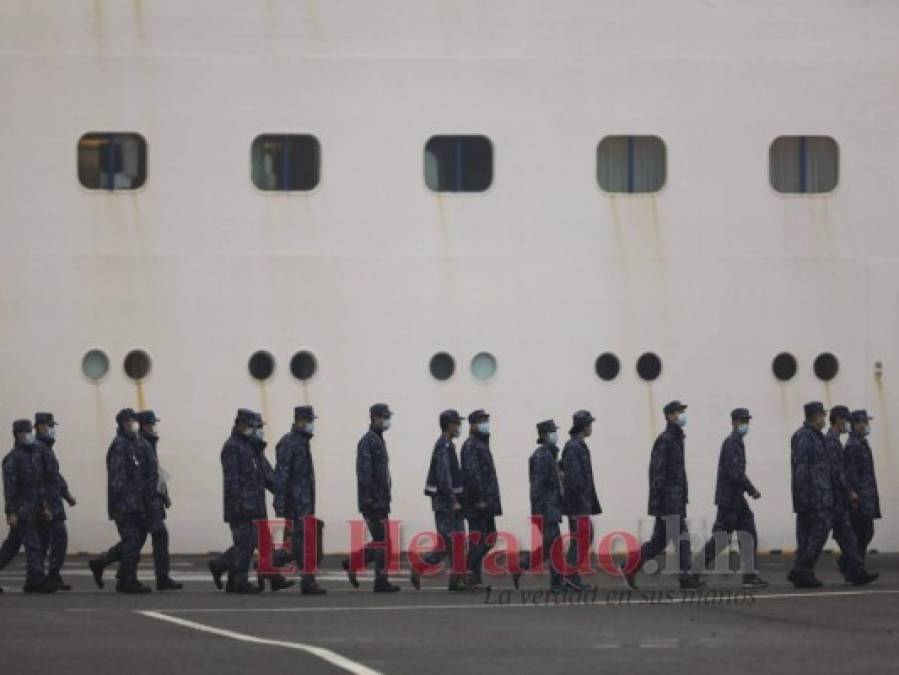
0, 0, 897, 553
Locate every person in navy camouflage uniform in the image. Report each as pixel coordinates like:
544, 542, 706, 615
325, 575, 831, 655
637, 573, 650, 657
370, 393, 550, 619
699, 408, 767, 588
788, 402, 877, 588
461, 409, 502, 588
208, 409, 293, 594
341, 404, 400, 592
34, 412, 75, 591
100, 409, 156, 593
274, 405, 326, 594
411, 409, 469, 592
844, 410, 881, 561
90, 410, 181, 591
561, 410, 601, 592
624, 401, 705, 591
514, 420, 565, 592
3, 420, 55, 592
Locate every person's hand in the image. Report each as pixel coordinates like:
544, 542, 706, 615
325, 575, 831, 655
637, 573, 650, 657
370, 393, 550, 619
6, 513, 18, 528
452, 501, 462, 511
42, 507, 53, 521
751, 489, 762, 500
850, 491, 860, 506
66, 495, 77, 507
163, 496, 172, 509
476, 500, 487, 510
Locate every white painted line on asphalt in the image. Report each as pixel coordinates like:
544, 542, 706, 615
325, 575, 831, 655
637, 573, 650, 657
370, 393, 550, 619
138, 610, 383, 675
151, 587, 899, 613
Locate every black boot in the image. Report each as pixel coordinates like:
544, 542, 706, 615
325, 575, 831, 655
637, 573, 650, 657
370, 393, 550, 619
848, 570, 879, 586
24, 577, 58, 593
373, 574, 400, 593
409, 569, 421, 590
741, 574, 769, 589
228, 580, 263, 594
89, 558, 105, 589
448, 575, 472, 592
48, 574, 71, 591
208, 560, 224, 590
341, 558, 359, 588
259, 574, 295, 592
115, 578, 152, 594
787, 568, 823, 589
300, 579, 328, 595
156, 577, 184, 591
679, 574, 707, 591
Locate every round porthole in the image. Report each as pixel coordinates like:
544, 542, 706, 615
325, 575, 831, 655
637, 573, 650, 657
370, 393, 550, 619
595, 352, 620, 381
636, 352, 662, 382
123, 349, 152, 381
813, 352, 839, 382
772, 352, 798, 381
430, 352, 455, 381
82, 349, 110, 381
248, 350, 275, 381
471, 352, 497, 381
290, 350, 318, 381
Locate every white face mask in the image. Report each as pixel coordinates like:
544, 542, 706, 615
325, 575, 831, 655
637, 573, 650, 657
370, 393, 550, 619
863, 424, 871, 436
305, 422, 315, 434
253, 427, 265, 441
127, 421, 139, 434
477, 422, 491, 434
736, 424, 750, 436
676, 412, 688, 427
381, 418, 391, 430
547, 431, 559, 444
47, 427, 57, 440
23, 432, 36, 445
842, 421, 851, 434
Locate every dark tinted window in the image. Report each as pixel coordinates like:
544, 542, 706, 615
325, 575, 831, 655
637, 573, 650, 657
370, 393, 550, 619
424, 136, 492, 192
78, 133, 147, 190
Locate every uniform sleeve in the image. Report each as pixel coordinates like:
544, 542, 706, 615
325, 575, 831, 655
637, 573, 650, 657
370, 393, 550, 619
108, 442, 128, 510
221, 443, 242, 517
461, 441, 484, 503
435, 443, 455, 499
648, 437, 669, 511
143, 443, 160, 505
356, 436, 373, 506
844, 440, 863, 494
721, 438, 755, 494
791, 433, 811, 511
3, 455, 19, 514
42, 448, 71, 501
563, 444, 587, 502
273, 440, 290, 516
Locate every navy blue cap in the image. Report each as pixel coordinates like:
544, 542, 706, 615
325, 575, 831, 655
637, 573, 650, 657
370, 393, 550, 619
294, 406, 317, 421
250, 412, 265, 427
730, 407, 752, 421
235, 408, 256, 426
13, 419, 32, 434
829, 405, 850, 422
370, 403, 393, 418
804, 401, 827, 418
137, 410, 159, 425
439, 409, 464, 427
116, 408, 137, 425
537, 419, 559, 434
850, 409, 874, 423
572, 410, 596, 428
34, 412, 57, 427
663, 400, 687, 416
468, 409, 490, 423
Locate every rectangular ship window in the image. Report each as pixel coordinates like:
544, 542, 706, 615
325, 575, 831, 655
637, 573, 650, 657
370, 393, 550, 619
424, 135, 493, 192
597, 135, 666, 194
769, 136, 838, 194
251, 134, 320, 191
78, 133, 147, 191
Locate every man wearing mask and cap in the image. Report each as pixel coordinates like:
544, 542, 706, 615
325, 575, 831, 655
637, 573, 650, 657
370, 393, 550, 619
89, 411, 181, 591
411, 409, 469, 592
513, 419, 565, 593
34, 412, 75, 591
3, 420, 56, 592
561, 410, 601, 593
208, 409, 293, 594
274, 405, 326, 594
101, 408, 155, 593
699, 408, 767, 588
789, 402, 877, 588
624, 401, 705, 591
844, 410, 881, 563
825, 405, 860, 578
341, 404, 400, 592
461, 409, 502, 590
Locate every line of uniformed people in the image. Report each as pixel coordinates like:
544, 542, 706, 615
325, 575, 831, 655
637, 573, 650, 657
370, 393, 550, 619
1, 398, 884, 593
